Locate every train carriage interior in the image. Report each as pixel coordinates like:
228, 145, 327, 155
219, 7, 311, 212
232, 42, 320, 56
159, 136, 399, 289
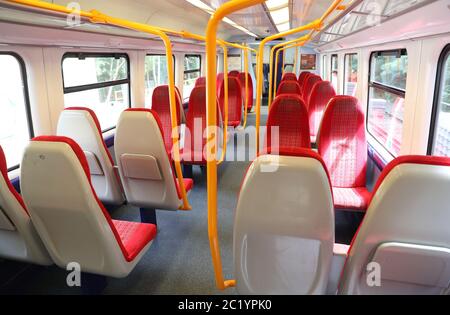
0, 0, 450, 297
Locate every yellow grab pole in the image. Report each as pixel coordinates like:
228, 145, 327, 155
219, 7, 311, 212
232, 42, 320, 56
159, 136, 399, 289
268, 34, 311, 107
242, 46, 249, 128
282, 49, 286, 75
273, 40, 307, 101
258, 0, 345, 153
7, 0, 192, 210
206, 0, 264, 290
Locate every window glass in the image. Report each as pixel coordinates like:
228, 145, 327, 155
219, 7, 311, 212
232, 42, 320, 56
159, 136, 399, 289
0, 54, 32, 169
145, 54, 175, 107
331, 54, 338, 91
344, 53, 358, 96
322, 55, 327, 78
62, 54, 130, 132
228, 55, 242, 72
367, 49, 408, 156
183, 55, 201, 101
430, 46, 450, 157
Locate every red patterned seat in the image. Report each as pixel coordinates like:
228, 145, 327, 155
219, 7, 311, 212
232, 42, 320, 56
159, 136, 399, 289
317, 96, 369, 211
237, 72, 254, 112
308, 81, 336, 143
182, 86, 222, 165
151, 85, 183, 152
277, 80, 302, 96
229, 70, 240, 77
218, 76, 243, 127
302, 74, 322, 105
195, 76, 206, 87
264, 94, 311, 152
297, 71, 311, 88
281, 73, 297, 82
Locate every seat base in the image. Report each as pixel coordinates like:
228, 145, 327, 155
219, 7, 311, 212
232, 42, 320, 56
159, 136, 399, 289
333, 187, 371, 211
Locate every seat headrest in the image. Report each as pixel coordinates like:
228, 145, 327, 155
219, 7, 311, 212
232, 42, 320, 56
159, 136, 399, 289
261, 146, 333, 193
32, 136, 91, 180
124, 108, 165, 140
65, 107, 102, 135
371, 155, 450, 203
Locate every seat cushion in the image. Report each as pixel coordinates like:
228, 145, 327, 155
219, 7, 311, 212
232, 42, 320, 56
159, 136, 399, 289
112, 220, 157, 262
333, 187, 371, 211
175, 178, 194, 199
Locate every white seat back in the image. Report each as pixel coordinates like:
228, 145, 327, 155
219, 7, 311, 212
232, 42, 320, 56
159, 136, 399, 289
20, 136, 151, 277
339, 156, 450, 295
0, 146, 51, 265
57, 107, 124, 205
234, 148, 335, 294
114, 109, 181, 210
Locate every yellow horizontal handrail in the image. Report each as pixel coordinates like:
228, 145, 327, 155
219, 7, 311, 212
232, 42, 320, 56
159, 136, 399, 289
7, 0, 192, 210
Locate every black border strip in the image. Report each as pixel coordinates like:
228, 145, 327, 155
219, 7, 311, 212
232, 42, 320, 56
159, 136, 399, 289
184, 54, 201, 75
0, 52, 34, 172
427, 44, 450, 155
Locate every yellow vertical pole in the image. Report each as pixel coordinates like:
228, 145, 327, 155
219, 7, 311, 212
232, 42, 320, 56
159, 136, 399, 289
206, 0, 264, 290
242, 47, 249, 128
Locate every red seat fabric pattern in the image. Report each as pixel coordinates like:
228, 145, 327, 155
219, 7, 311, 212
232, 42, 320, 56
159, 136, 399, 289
237, 72, 254, 112
112, 220, 157, 262
281, 73, 297, 82
277, 81, 302, 96
175, 178, 194, 199
31, 136, 156, 262
333, 187, 371, 210
182, 86, 221, 165
229, 70, 240, 77
0, 145, 28, 213
308, 81, 336, 141
302, 75, 322, 105
298, 71, 311, 88
265, 94, 311, 152
218, 76, 243, 127
151, 85, 182, 152
317, 96, 368, 210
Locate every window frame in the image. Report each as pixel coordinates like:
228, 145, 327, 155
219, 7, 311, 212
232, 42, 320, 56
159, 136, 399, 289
61, 52, 131, 133
367, 48, 408, 157
183, 54, 202, 76
427, 44, 450, 155
330, 54, 338, 77
343, 52, 358, 95
0, 52, 34, 172
145, 53, 176, 81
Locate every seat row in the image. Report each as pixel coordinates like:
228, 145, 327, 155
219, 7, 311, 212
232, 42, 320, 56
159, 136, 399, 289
265, 89, 368, 211
0, 104, 202, 277
234, 147, 450, 294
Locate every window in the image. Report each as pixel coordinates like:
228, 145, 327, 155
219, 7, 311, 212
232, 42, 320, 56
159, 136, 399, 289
0, 53, 33, 170
322, 55, 327, 78
283, 64, 294, 73
228, 55, 242, 72
330, 54, 338, 91
344, 53, 358, 96
145, 54, 175, 107
183, 54, 201, 101
62, 53, 130, 132
367, 49, 408, 156
429, 45, 450, 157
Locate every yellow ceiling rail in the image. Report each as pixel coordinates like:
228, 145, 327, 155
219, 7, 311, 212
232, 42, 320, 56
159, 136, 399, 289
7, 0, 192, 210
273, 40, 307, 101
255, 0, 345, 154
206, 0, 265, 291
